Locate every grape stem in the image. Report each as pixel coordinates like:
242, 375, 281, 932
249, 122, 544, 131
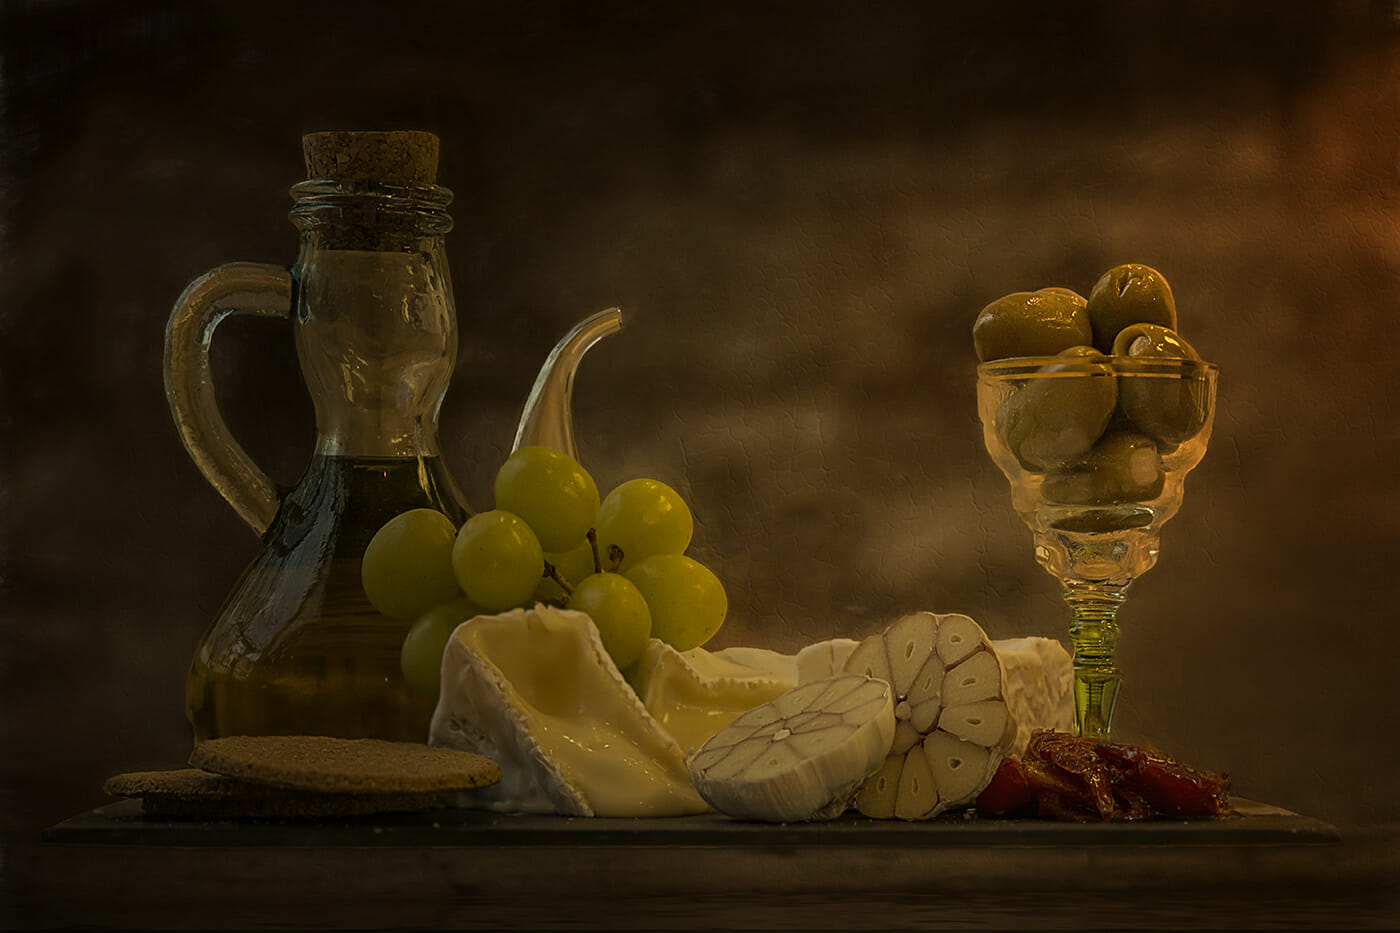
587, 528, 603, 575
543, 560, 573, 597
540, 527, 618, 605
583, 527, 626, 574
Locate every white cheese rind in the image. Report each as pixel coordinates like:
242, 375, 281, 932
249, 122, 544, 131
994, 636, 1075, 756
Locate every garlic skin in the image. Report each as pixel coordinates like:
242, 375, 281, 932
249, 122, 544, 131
687, 674, 896, 823
429, 605, 708, 817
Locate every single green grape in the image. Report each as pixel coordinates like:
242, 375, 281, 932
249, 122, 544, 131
567, 572, 653, 670
624, 553, 727, 652
451, 510, 545, 611
361, 508, 464, 620
400, 596, 482, 697
536, 537, 600, 602
596, 478, 694, 571
494, 446, 600, 553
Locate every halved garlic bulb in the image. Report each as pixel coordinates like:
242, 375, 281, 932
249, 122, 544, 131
843, 611, 1017, 820
687, 674, 895, 823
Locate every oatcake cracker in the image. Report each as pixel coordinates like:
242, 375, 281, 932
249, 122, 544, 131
102, 767, 444, 820
189, 735, 501, 793
104, 767, 259, 799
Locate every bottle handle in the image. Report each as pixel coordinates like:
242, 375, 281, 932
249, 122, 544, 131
163, 261, 293, 537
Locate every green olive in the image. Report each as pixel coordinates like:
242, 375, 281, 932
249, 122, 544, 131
1086, 264, 1177, 353
1112, 324, 1209, 449
1119, 377, 1211, 451
973, 290, 1093, 362
999, 346, 1117, 472
1111, 322, 1199, 360
1035, 286, 1088, 308
1042, 431, 1165, 506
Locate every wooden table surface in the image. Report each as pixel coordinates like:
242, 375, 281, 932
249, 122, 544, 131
7, 799, 1396, 930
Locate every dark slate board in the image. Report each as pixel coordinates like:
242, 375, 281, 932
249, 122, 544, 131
43, 797, 1339, 848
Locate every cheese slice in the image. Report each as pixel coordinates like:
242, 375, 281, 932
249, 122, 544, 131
428, 605, 708, 817
795, 637, 860, 682
625, 641, 798, 754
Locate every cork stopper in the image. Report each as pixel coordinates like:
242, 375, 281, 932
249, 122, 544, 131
302, 131, 439, 185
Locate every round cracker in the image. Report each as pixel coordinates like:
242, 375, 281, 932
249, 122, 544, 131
103, 767, 445, 819
189, 735, 501, 793
104, 768, 262, 798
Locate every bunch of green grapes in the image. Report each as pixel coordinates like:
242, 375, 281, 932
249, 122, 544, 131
361, 446, 727, 696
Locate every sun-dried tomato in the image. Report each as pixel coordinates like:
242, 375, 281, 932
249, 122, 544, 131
983, 730, 1231, 822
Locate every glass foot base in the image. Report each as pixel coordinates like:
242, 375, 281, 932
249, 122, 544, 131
1064, 582, 1129, 738
1073, 667, 1122, 737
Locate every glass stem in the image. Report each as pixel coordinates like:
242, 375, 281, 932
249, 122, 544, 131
1063, 582, 1128, 738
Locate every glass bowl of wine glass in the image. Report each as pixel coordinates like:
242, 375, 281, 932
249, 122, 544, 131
976, 352, 1218, 737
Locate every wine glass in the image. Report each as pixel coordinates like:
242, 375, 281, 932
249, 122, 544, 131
976, 354, 1218, 737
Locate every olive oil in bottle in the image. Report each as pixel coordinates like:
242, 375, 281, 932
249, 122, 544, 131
185, 455, 468, 740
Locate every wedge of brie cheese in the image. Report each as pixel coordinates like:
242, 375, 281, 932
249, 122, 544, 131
428, 605, 709, 817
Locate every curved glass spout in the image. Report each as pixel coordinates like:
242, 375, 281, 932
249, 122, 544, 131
513, 307, 623, 460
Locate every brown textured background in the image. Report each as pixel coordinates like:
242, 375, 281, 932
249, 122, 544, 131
1, 0, 1397, 887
